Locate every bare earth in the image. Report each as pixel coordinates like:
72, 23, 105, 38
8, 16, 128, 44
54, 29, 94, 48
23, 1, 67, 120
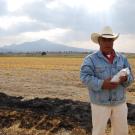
0, 56, 134, 135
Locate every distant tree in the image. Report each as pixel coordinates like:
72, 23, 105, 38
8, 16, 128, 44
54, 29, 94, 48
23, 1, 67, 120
41, 52, 47, 55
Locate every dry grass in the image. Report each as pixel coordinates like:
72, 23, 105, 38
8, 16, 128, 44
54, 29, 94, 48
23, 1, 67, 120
0, 56, 134, 135
0, 57, 82, 71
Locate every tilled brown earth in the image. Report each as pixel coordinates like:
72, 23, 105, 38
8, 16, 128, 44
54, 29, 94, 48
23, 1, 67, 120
0, 93, 134, 135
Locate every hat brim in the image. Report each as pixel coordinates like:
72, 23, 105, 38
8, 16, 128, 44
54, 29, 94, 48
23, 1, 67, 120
91, 33, 119, 44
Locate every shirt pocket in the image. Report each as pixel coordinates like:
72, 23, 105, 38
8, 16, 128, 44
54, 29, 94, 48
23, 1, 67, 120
112, 65, 123, 76
95, 66, 106, 79
117, 65, 123, 72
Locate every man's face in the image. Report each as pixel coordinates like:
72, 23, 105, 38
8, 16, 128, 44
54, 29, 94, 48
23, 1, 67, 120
98, 37, 114, 53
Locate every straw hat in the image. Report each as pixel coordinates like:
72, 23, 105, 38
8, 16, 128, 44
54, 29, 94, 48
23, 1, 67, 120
91, 26, 119, 44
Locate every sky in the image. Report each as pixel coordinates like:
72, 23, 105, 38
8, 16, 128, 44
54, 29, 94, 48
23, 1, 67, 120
0, 0, 135, 52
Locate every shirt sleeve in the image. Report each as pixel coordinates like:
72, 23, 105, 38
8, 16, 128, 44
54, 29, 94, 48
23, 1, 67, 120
122, 56, 134, 88
80, 56, 104, 92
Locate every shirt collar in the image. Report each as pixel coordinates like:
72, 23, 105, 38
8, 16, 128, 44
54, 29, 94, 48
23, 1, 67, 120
97, 50, 120, 63
97, 50, 119, 58
102, 50, 115, 57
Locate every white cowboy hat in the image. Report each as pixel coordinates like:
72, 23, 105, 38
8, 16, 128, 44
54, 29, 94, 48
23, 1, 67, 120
91, 26, 119, 44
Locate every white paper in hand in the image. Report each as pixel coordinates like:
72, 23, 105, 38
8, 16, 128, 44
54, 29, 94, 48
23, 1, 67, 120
111, 68, 130, 82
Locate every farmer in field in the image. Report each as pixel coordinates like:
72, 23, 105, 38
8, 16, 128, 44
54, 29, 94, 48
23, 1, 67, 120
80, 26, 134, 135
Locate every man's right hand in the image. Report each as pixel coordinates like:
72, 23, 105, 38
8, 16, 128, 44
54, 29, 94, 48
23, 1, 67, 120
102, 78, 119, 90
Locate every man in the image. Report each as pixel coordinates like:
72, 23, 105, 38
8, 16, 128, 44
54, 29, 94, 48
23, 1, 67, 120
80, 26, 134, 135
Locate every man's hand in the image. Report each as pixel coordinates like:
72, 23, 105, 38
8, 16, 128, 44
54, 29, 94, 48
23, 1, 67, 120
119, 75, 127, 84
102, 78, 119, 90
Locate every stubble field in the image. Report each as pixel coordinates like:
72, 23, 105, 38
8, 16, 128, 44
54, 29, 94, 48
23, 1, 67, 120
0, 55, 134, 135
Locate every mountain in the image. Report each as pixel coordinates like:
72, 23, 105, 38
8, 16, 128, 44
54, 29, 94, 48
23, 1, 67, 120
0, 39, 89, 53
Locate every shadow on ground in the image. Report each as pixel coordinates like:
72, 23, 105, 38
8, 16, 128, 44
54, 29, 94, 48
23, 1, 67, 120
0, 92, 134, 134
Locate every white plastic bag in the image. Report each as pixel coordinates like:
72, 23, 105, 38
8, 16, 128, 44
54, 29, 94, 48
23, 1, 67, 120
111, 68, 130, 82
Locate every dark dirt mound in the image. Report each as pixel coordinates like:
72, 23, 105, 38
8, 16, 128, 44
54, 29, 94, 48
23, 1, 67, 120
0, 92, 134, 134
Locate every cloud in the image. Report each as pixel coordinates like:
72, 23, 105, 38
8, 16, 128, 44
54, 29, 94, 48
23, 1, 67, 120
106, 0, 135, 34
0, 28, 70, 46
19, 0, 105, 33
6, 0, 37, 12
0, 34, 29, 46
18, 0, 135, 34
10, 0, 108, 46
0, 0, 8, 15
0, 0, 135, 52
3, 0, 135, 35
114, 34, 135, 53
0, 16, 53, 36
1, 0, 135, 35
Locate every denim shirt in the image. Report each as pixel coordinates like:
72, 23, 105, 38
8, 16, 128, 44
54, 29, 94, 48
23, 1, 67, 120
80, 50, 134, 105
